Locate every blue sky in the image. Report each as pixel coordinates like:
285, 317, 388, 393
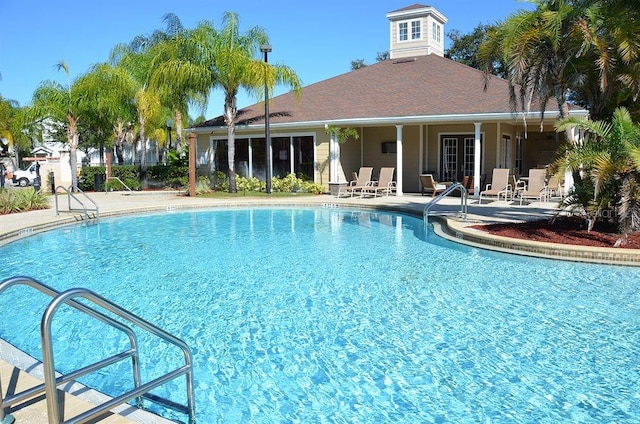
1, 0, 533, 120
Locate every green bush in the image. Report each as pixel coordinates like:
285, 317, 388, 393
212, 172, 325, 194
79, 165, 190, 191
0, 188, 49, 214
148, 165, 188, 188
196, 176, 213, 194
211, 171, 229, 191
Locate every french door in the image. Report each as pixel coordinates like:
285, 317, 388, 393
440, 135, 482, 182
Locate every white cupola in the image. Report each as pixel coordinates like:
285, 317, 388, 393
386, 4, 448, 59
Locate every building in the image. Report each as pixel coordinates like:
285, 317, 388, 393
190, 4, 588, 195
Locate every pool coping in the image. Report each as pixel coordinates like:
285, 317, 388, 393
430, 215, 640, 266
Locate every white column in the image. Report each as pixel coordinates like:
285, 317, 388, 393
248, 138, 253, 178
329, 129, 338, 183
396, 124, 403, 196
474, 122, 482, 199
289, 137, 294, 176
419, 125, 424, 175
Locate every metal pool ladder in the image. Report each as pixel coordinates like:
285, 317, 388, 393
0, 276, 196, 424
423, 182, 468, 228
54, 186, 99, 221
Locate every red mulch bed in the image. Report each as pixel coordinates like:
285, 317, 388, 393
471, 216, 640, 249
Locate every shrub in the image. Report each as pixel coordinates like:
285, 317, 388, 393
211, 172, 324, 194
211, 171, 229, 191
148, 165, 188, 188
0, 188, 49, 214
196, 176, 213, 194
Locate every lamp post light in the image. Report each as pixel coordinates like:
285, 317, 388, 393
166, 118, 173, 150
260, 44, 272, 194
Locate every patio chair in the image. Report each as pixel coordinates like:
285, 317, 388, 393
479, 168, 511, 204
509, 175, 526, 200
337, 167, 373, 197
363, 167, 396, 197
519, 169, 549, 205
462, 175, 475, 195
420, 174, 447, 197
547, 175, 563, 199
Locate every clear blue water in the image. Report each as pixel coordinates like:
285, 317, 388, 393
1, 207, 640, 423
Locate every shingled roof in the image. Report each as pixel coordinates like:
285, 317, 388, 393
196, 54, 576, 130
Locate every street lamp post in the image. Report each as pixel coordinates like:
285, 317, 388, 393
166, 118, 173, 150
260, 44, 272, 194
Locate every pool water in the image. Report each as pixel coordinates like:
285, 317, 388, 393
1, 207, 639, 423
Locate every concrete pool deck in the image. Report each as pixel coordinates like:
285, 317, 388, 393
1, 190, 638, 422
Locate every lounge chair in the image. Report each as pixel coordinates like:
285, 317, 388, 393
337, 167, 373, 197
420, 174, 447, 197
479, 168, 511, 204
363, 167, 396, 197
519, 169, 549, 205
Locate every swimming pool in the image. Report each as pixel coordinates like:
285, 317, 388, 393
1, 207, 639, 423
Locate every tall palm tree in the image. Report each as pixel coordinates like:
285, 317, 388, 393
479, 0, 585, 136
169, 12, 301, 193
554, 107, 640, 245
110, 39, 165, 184
148, 14, 208, 151
31, 61, 89, 189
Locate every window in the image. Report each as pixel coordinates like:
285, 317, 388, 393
432, 22, 441, 44
411, 20, 421, 40
399, 22, 408, 41
398, 20, 421, 42
515, 135, 523, 176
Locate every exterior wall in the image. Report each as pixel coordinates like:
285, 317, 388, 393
194, 120, 565, 194
195, 128, 331, 188
425, 123, 492, 174
315, 131, 331, 185
522, 131, 564, 171
340, 125, 422, 193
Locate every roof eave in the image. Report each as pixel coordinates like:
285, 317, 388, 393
188, 109, 589, 134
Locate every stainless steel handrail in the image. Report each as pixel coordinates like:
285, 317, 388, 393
0, 276, 196, 424
423, 182, 468, 228
53, 185, 99, 220
105, 176, 132, 192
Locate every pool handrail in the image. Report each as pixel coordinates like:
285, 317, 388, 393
0, 276, 195, 424
53, 185, 99, 221
423, 182, 468, 228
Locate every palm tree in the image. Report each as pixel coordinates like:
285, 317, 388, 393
74, 63, 137, 165
478, 0, 585, 136
0, 95, 19, 155
31, 61, 89, 189
174, 12, 301, 193
110, 39, 166, 185
148, 14, 208, 152
0, 96, 33, 169
572, 0, 640, 120
554, 107, 640, 245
